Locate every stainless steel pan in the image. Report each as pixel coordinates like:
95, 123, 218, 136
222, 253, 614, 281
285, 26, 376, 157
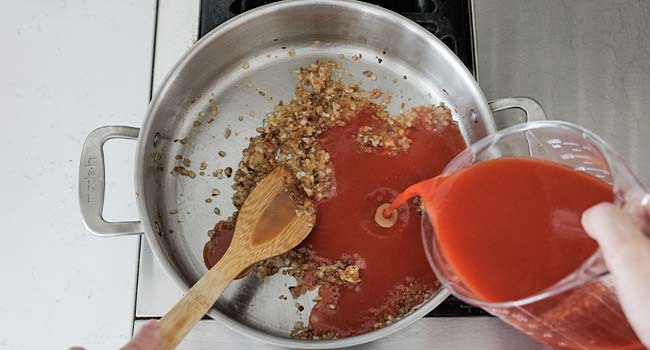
79, 1, 545, 348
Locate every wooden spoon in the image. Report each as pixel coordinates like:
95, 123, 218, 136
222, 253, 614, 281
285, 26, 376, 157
159, 167, 316, 350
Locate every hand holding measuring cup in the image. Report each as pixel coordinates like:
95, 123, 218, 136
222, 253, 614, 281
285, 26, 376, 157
408, 120, 650, 349
582, 202, 650, 348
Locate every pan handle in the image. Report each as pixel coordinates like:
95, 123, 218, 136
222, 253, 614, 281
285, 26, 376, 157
488, 96, 547, 122
79, 126, 143, 237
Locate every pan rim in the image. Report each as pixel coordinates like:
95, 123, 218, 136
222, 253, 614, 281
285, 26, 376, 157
135, 0, 491, 348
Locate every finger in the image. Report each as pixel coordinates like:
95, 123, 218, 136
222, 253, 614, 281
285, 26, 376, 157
581, 203, 650, 347
581, 203, 650, 275
122, 320, 161, 350
581, 203, 648, 254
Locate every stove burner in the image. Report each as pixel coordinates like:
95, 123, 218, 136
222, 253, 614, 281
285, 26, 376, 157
200, 0, 475, 73
198, 0, 484, 317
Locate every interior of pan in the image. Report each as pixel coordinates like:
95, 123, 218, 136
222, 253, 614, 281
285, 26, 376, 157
136, 0, 493, 346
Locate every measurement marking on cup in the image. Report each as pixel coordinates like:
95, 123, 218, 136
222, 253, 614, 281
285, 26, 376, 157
547, 139, 563, 148
561, 153, 592, 160
576, 166, 610, 176
584, 167, 610, 174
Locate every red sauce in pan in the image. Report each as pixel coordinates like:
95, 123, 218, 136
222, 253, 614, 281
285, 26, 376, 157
302, 110, 465, 335
204, 107, 466, 336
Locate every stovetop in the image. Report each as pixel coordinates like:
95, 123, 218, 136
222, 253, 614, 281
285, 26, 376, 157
194, 0, 484, 318
136, 1, 650, 348
133, 0, 539, 347
199, 0, 475, 74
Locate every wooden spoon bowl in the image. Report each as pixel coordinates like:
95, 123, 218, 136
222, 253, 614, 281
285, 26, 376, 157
159, 167, 315, 350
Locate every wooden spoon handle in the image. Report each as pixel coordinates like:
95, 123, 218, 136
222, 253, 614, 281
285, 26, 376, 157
159, 251, 245, 350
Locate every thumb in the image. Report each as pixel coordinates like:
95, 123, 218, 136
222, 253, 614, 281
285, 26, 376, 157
582, 202, 650, 255
582, 202, 650, 347
122, 320, 160, 350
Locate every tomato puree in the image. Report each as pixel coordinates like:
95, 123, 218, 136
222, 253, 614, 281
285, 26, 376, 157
303, 110, 465, 336
388, 158, 643, 349
204, 107, 467, 337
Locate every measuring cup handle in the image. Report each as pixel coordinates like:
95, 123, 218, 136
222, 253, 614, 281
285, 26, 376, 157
622, 189, 650, 234
488, 96, 547, 123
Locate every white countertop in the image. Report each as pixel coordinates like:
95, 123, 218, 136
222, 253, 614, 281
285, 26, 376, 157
0, 1, 155, 349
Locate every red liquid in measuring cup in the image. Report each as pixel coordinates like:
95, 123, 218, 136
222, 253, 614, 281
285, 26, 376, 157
389, 158, 643, 349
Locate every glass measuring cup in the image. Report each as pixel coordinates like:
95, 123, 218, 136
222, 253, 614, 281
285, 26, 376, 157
421, 120, 650, 349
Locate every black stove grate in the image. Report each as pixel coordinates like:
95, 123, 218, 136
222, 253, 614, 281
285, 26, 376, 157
199, 0, 474, 73
198, 0, 485, 317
